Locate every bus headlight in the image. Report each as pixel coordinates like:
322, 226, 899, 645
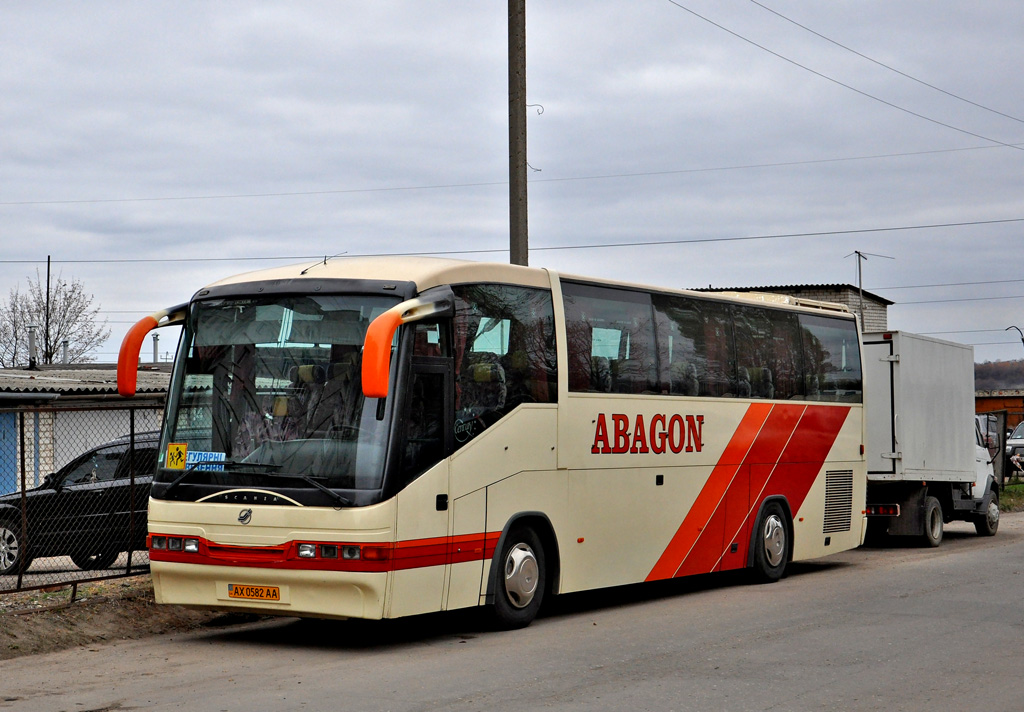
298, 543, 317, 558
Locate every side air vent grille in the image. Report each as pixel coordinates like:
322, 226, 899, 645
823, 470, 854, 533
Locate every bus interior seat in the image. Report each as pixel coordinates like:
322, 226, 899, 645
747, 366, 774, 399
669, 360, 700, 396
462, 354, 507, 413
308, 354, 362, 436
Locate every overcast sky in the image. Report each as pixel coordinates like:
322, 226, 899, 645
2, 1, 1022, 364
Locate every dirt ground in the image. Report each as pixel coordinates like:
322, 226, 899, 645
0, 576, 247, 660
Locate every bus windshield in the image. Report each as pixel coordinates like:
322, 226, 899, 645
159, 293, 401, 499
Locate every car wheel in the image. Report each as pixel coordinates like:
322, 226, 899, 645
0, 521, 28, 575
70, 549, 120, 571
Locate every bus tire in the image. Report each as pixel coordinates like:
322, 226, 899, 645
491, 526, 546, 629
973, 491, 999, 537
751, 501, 788, 583
922, 496, 943, 548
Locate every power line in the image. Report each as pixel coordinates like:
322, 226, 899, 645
663, 0, 1024, 151
896, 294, 1024, 305
871, 278, 1024, 291
746, 0, 1024, 126
1, 142, 1020, 208
2, 216, 1022, 267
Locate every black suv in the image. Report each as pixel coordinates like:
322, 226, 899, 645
0, 432, 159, 575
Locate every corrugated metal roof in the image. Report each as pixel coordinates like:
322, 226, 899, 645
694, 283, 893, 305
0, 366, 169, 396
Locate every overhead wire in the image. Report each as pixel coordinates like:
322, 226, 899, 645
1, 142, 1022, 208
746, 0, 1024, 126
662, 0, 1024, 151
1, 215, 1020, 266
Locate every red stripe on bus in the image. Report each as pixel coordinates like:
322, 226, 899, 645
645, 402, 773, 582
149, 532, 502, 573
758, 405, 851, 516
714, 404, 851, 573
671, 404, 805, 579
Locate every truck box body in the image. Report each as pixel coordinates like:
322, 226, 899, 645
863, 331, 975, 483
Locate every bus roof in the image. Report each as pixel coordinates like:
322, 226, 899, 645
201, 256, 852, 318
202, 256, 552, 292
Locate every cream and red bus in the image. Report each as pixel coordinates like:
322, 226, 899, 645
118, 257, 866, 628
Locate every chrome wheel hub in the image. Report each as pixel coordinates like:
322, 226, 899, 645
763, 514, 785, 568
504, 543, 539, 609
0, 527, 18, 571
986, 500, 1000, 529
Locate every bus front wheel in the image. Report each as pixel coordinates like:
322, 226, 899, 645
491, 526, 546, 629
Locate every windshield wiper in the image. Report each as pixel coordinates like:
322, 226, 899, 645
265, 472, 353, 507
160, 466, 205, 498
223, 461, 283, 473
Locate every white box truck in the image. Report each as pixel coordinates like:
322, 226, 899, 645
863, 331, 1000, 545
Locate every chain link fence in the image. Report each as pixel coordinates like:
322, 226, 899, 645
0, 404, 163, 594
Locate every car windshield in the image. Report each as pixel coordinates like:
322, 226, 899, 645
1012, 422, 1024, 440
160, 294, 400, 493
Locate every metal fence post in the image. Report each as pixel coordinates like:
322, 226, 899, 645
17, 411, 27, 590
127, 407, 136, 574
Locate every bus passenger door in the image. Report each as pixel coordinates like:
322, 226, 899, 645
389, 357, 454, 618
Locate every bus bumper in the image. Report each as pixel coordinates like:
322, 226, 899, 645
151, 560, 389, 620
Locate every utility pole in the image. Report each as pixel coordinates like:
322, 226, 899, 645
45, 255, 51, 364
508, 0, 528, 266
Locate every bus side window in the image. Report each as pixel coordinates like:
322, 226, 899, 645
799, 314, 862, 402
562, 282, 658, 395
451, 284, 557, 448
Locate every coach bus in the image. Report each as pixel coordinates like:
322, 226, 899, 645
117, 257, 866, 628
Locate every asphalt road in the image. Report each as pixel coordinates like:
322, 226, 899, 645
3, 515, 1023, 712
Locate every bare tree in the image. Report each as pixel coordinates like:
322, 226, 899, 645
0, 270, 111, 368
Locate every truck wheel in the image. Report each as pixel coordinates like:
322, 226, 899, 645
490, 526, 546, 629
751, 501, 788, 582
922, 496, 943, 548
973, 492, 999, 537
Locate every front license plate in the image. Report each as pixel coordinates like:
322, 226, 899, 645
227, 584, 281, 601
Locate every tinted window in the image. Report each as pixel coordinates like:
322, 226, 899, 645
63, 444, 125, 485
563, 282, 658, 394
799, 314, 862, 402
652, 295, 735, 397
732, 305, 803, 400
452, 284, 557, 445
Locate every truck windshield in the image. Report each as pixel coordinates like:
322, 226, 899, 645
158, 294, 401, 499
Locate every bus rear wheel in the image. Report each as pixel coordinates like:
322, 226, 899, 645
491, 526, 546, 629
751, 502, 788, 583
